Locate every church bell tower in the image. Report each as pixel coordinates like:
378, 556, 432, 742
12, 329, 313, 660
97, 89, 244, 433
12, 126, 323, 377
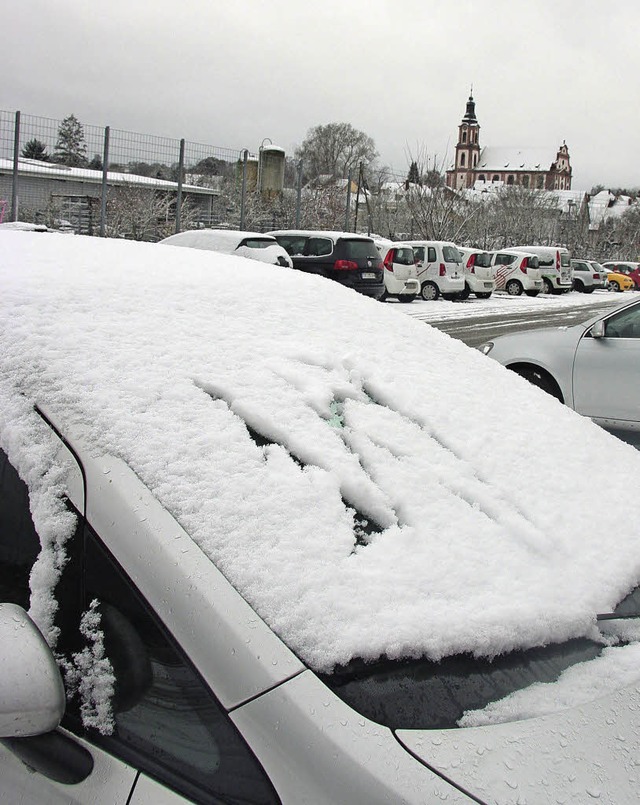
453, 91, 481, 189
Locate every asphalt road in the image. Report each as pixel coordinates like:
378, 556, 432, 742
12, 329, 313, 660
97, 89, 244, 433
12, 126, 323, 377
411, 298, 621, 347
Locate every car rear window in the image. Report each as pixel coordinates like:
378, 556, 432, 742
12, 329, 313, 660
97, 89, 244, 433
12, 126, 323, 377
238, 238, 277, 249
306, 237, 333, 257
341, 239, 379, 260
560, 252, 570, 267
442, 246, 461, 263
274, 236, 307, 256
393, 247, 415, 266
474, 252, 491, 268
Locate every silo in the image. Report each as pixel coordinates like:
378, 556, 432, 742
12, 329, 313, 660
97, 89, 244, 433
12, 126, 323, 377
258, 145, 285, 199
236, 154, 259, 192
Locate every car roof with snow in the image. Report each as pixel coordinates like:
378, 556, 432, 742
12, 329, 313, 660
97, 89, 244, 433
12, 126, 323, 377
160, 228, 279, 252
3, 231, 640, 674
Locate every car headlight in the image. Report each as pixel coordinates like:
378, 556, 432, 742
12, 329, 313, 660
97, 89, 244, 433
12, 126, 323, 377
478, 341, 494, 355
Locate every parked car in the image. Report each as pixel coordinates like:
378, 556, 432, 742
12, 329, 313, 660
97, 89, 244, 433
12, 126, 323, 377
510, 245, 573, 294
268, 229, 385, 299
602, 261, 640, 290
378, 242, 420, 302
604, 267, 636, 292
479, 296, 640, 436
570, 258, 607, 293
160, 228, 293, 267
4, 231, 640, 803
488, 249, 543, 296
396, 239, 465, 301
456, 247, 495, 299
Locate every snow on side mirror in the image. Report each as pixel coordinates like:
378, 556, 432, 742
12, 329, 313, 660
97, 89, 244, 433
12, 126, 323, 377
0, 603, 65, 737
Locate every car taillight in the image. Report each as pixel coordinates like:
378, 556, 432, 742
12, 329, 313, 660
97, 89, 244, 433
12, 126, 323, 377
439, 263, 446, 276
383, 250, 394, 271
593, 273, 600, 280
467, 254, 476, 273
334, 260, 358, 271
520, 258, 528, 274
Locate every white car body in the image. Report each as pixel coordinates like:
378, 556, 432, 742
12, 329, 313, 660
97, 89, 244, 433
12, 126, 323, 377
480, 296, 640, 435
397, 239, 465, 301
456, 247, 495, 298
489, 249, 544, 296
571, 258, 607, 292
3, 232, 640, 803
160, 228, 293, 267
375, 241, 420, 301
511, 245, 573, 294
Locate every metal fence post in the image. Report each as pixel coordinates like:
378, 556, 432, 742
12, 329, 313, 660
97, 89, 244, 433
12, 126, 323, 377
175, 138, 185, 234
11, 111, 20, 221
344, 169, 352, 232
239, 149, 249, 230
100, 126, 110, 237
295, 159, 303, 228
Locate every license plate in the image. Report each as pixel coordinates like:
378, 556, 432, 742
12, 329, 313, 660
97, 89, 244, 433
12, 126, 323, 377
484, 282, 492, 288
362, 272, 376, 279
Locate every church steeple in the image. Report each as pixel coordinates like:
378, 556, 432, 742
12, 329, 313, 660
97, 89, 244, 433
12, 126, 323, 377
453, 89, 481, 189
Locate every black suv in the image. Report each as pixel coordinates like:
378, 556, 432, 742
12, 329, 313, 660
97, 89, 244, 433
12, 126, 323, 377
268, 230, 385, 299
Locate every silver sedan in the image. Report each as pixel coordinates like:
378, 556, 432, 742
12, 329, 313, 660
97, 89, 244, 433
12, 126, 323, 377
479, 297, 640, 436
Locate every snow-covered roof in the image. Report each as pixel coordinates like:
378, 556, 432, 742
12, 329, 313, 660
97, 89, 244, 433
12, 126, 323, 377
3, 231, 640, 674
476, 147, 560, 172
0, 158, 219, 196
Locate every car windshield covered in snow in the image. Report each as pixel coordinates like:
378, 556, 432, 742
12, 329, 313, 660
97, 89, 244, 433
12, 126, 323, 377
3, 231, 640, 734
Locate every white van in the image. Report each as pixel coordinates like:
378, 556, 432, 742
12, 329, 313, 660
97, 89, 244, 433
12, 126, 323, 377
456, 247, 495, 299
373, 239, 420, 302
489, 250, 543, 296
510, 245, 573, 294
398, 240, 465, 301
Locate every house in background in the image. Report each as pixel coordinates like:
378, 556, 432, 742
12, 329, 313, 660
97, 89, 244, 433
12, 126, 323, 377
445, 93, 572, 192
0, 158, 221, 236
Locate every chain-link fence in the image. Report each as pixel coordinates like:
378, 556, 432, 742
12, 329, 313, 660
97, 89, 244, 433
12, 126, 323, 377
2, 110, 387, 240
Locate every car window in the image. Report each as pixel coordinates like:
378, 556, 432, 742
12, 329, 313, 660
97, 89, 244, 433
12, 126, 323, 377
604, 304, 640, 339
0, 449, 41, 610
238, 238, 277, 249
474, 252, 491, 268
494, 253, 515, 265
274, 236, 307, 256
442, 246, 461, 263
341, 239, 378, 260
56, 520, 280, 805
560, 252, 570, 267
413, 246, 425, 262
393, 247, 415, 266
427, 247, 437, 263
572, 262, 587, 271
305, 237, 332, 257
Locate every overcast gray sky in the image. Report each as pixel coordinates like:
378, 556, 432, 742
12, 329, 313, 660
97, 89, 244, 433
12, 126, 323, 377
6, 0, 640, 191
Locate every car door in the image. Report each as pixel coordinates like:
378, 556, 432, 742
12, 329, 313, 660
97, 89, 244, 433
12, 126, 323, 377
573, 303, 640, 426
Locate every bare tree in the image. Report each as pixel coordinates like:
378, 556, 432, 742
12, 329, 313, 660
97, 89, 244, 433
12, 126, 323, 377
295, 122, 378, 181
106, 184, 197, 241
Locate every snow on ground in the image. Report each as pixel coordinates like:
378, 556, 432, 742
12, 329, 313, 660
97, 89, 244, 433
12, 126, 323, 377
3, 231, 640, 684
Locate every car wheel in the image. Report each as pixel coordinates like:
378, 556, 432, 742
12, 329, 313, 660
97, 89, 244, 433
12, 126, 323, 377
542, 278, 553, 295
524, 290, 540, 297
475, 291, 492, 299
398, 294, 416, 303
609, 280, 621, 292
457, 284, 471, 300
511, 366, 562, 401
420, 282, 439, 301
379, 291, 389, 302
574, 279, 584, 293
506, 280, 523, 296
442, 293, 459, 301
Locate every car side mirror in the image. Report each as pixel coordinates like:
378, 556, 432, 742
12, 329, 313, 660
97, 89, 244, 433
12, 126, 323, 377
590, 321, 606, 339
0, 603, 65, 737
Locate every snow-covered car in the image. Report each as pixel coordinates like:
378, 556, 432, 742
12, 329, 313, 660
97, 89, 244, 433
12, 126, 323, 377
160, 228, 293, 267
570, 258, 607, 293
479, 296, 640, 436
456, 246, 495, 299
4, 231, 640, 803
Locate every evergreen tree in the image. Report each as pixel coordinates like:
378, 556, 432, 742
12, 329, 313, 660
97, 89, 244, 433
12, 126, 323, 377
407, 160, 421, 185
53, 114, 88, 167
21, 138, 50, 161
88, 154, 103, 170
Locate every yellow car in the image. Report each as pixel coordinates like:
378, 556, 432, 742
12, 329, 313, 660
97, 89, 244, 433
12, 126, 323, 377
605, 270, 635, 292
